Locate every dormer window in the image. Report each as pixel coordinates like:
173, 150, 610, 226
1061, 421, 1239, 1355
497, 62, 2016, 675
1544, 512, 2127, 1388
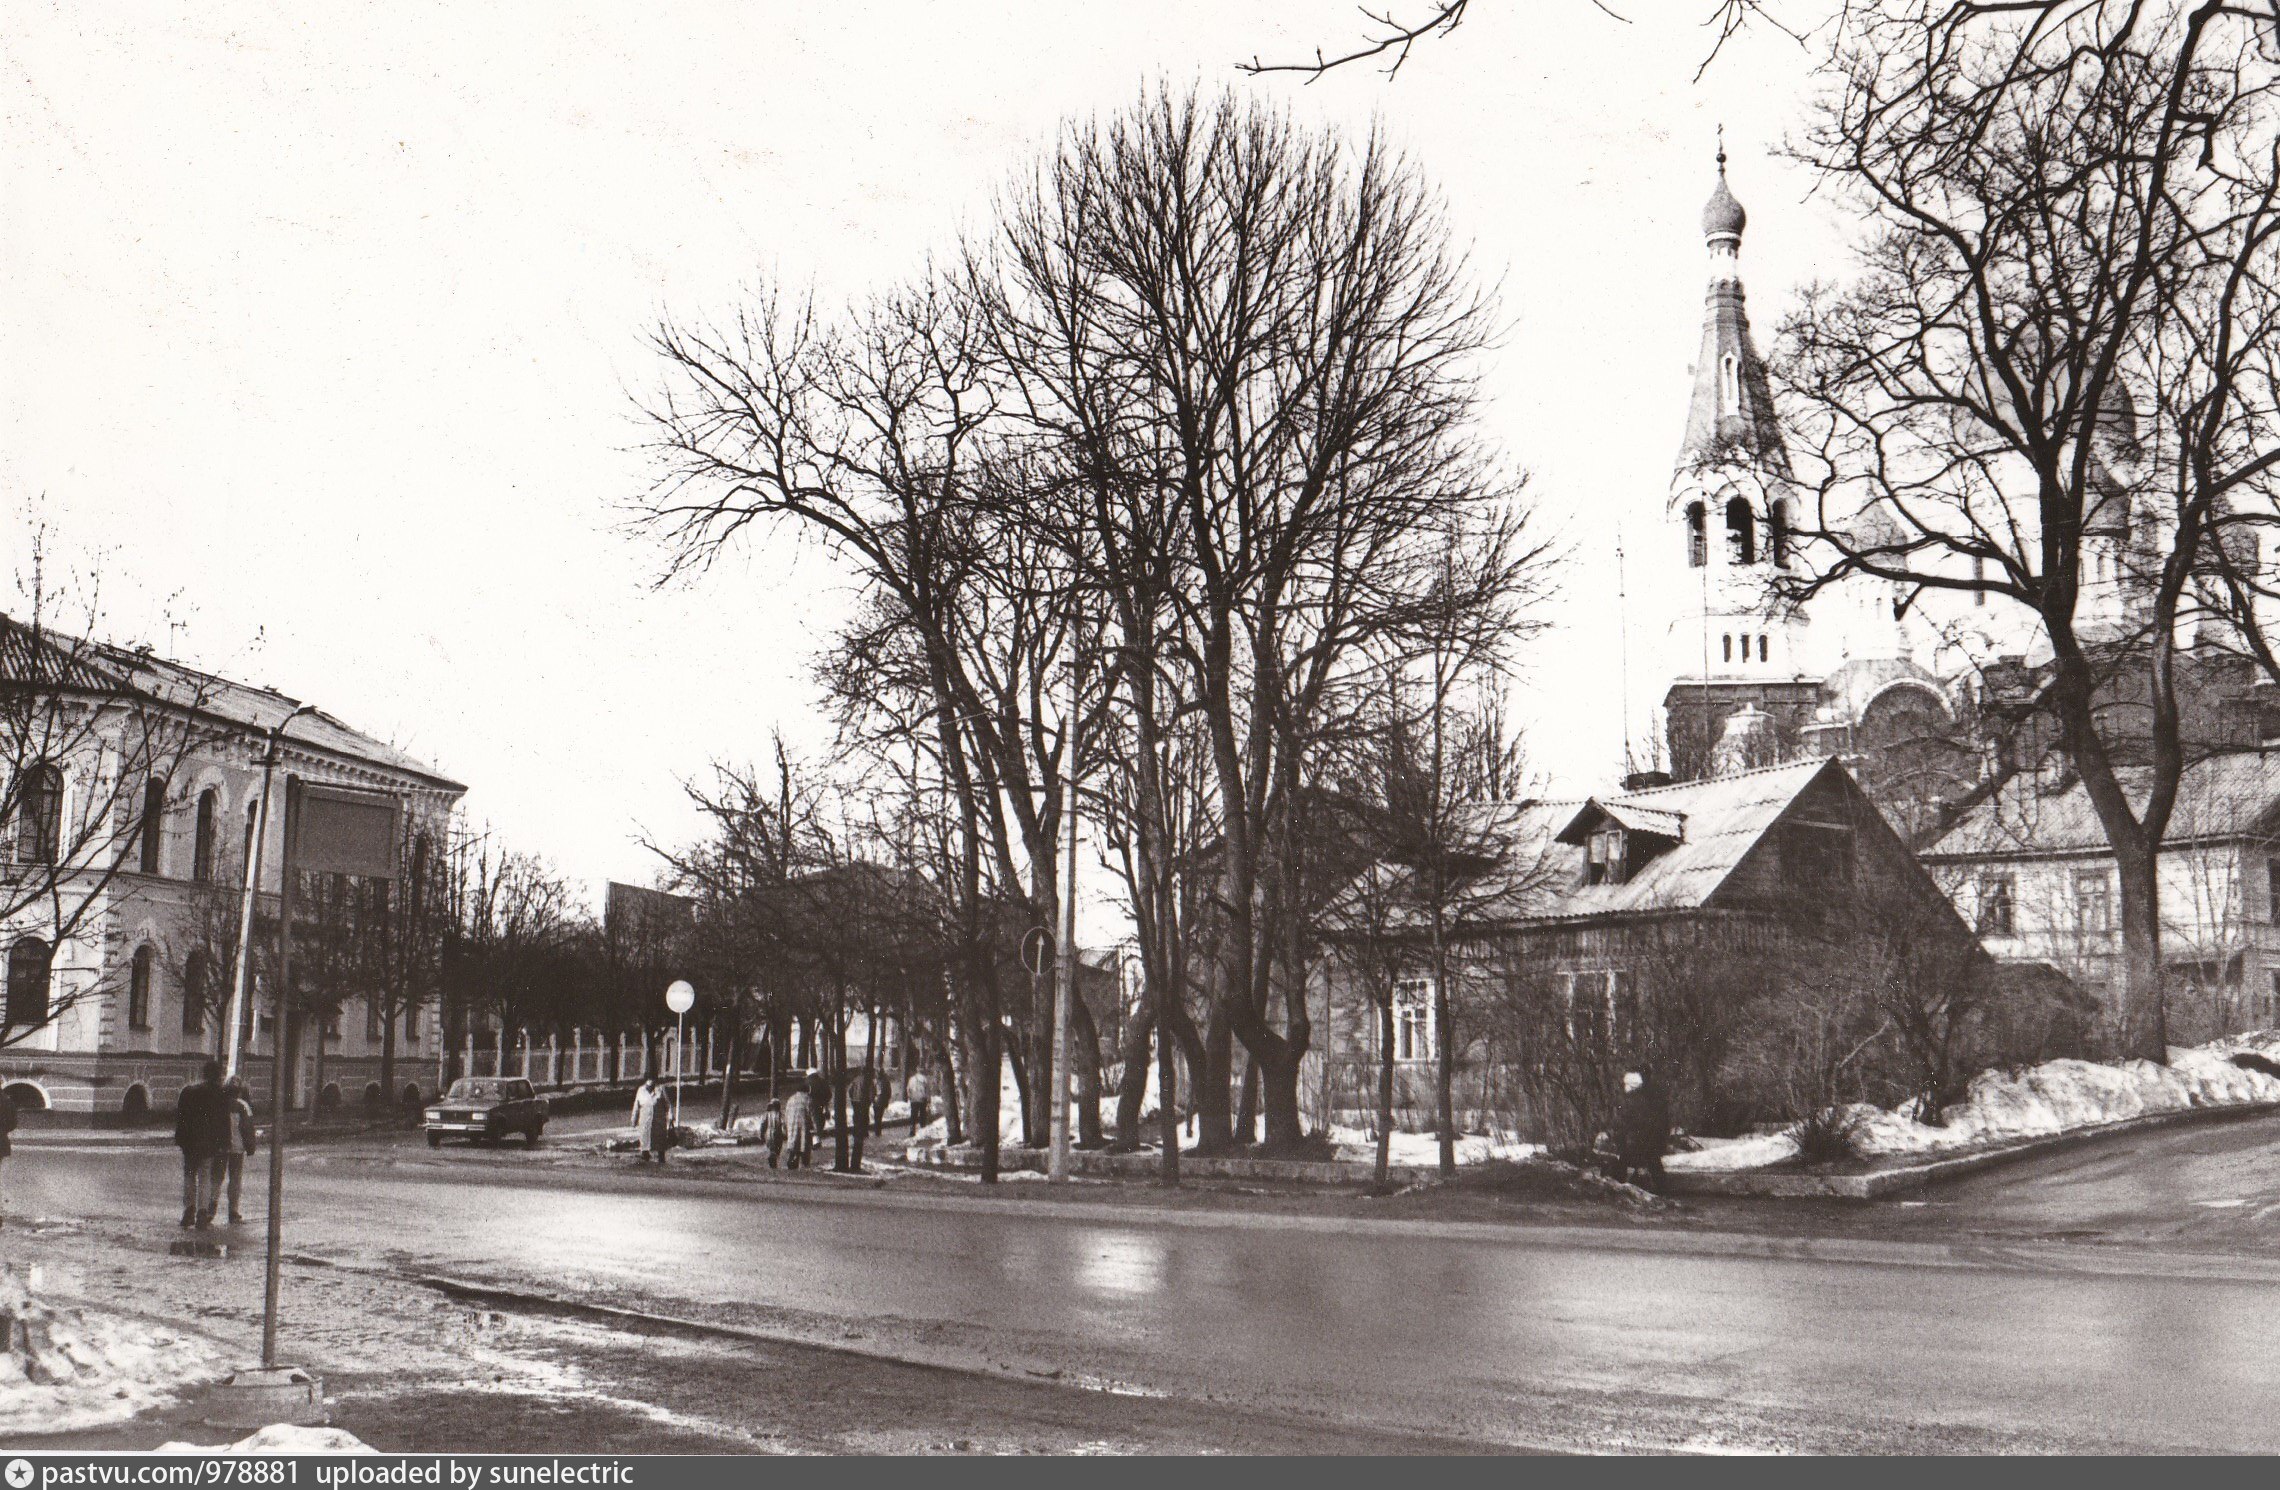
1586, 826, 1628, 886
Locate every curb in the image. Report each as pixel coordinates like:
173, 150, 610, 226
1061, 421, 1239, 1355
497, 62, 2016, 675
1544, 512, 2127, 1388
1664, 1100, 2280, 1200
902, 1143, 1448, 1188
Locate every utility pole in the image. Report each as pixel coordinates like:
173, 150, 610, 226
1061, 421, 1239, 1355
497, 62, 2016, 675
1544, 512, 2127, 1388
1049, 627, 1083, 1183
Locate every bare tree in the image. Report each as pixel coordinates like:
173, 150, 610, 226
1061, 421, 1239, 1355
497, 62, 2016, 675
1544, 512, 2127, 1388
979, 86, 1533, 1152
1774, 0, 2280, 1057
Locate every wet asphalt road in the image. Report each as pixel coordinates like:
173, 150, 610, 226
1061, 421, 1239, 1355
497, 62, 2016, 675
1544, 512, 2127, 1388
11, 1121, 2280, 1453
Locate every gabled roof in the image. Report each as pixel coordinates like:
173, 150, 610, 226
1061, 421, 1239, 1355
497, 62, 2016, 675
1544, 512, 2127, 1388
1546, 758, 1834, 919
1333, 756, 1844, 933
1924, 750, 2280, 861
0, 614, 463, 791
1555, 798, 1685, 845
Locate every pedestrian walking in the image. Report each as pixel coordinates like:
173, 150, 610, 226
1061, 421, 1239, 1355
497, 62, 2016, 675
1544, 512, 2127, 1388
758, 1099, 785, 1169
221, 1075, 258, 1224
0, 1083, 16, 1230
633, 1076, 673, 1165
172, 1059, 233, 1227
1613, 1069, 1670, 1192
782, 1080, 816, 1170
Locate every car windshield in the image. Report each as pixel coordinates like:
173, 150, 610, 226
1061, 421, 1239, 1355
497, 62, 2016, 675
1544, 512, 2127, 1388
445, 1079, 506, 1101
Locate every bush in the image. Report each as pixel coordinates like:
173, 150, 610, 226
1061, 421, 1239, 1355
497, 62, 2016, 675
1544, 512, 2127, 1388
1790, 1105, 1863, 1166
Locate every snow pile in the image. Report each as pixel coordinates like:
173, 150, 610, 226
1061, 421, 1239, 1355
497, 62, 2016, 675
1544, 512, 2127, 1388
1669, 1031, 2280, 1173
158, 1426, 374, 1455
1325, 1125, 1540, 1168
1848, 1037, 2280, 1159
0, 1268, 230, 1434
1666, 1131, 1803, 1173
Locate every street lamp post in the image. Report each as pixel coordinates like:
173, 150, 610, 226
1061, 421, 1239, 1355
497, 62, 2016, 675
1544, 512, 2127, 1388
665, 979, 695, 1125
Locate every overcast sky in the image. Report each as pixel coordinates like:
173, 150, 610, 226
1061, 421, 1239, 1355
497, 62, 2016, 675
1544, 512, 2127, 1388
0, 1, 1850, 919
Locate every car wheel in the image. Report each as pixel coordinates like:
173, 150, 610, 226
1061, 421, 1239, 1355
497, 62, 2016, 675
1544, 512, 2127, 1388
426, 1131, 441, 1149
525, 1125, 542, 1147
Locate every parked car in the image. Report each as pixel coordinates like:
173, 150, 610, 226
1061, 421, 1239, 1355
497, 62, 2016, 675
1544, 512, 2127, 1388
423, 1077, 548, 1147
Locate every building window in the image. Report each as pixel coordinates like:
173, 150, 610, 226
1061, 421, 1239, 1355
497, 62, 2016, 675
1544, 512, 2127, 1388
1561, 969, 1621, 1048
367, 997, 383, 1043
1719, 353, 1740, 414
139, 778, 165, 875
2075, 870, 2113, 936
1783, 823, 1855, 886
15, 762, 62, 866
1722, 634, 1733, 664
1686, 502, 1707, 568
1977, 874, 2016, 936
1769, 501, 1790, 568
2267, 857, 2280, 925
129, 943, 155, 1030
1393, 977, 1435, 1063
1725, 497, 1755, 565
193, 788, 219, 884
1758, 634, 1769, 663
403, 1005, 421, 1049
1586, 826, 1628, 886
5, 937, 53, 1030
182, 948, 211, 1037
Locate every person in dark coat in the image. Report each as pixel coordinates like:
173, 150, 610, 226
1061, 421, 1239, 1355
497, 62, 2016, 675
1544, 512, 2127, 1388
757, 1099, 785, 1168
1613, 1069, 1671, 1192
173, 1059, 233, 1227
221, 1075, 258, 1224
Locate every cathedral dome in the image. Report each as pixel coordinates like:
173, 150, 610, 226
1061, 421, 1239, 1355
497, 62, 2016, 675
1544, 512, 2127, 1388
1702, 161, 1746, 240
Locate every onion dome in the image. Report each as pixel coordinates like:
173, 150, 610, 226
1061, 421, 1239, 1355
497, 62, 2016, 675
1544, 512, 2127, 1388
1702, 147, 1746, 240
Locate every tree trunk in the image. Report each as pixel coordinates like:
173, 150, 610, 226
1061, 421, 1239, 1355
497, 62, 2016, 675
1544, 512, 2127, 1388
831, 1013, 851, 1172
1156, 981, 1181, 1186
1375, 989, 1397, 1194
717, 1021, 742, 1129
1235, 1056, 1260, 1147
380, 1005, 397, 1121
2116, 843, 2168, 1058
1111, 987, 1153, 1150
1003, 1031, 1032, 1150
1071, 990, 1104, 1149
1193, 1011, 1235, 1152
966, 1014, 1000, 1181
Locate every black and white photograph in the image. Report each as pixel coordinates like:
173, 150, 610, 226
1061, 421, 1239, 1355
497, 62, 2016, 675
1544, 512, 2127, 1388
3, 0, 2279, 1462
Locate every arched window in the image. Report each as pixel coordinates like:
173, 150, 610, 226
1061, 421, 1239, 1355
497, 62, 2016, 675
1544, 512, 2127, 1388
16, 763, 62, 865
1759, 634, 1770, 663
1722, 634, 1734, 663
139, 778, 165, 874
1685, 502, 1707, 568
1769, 501, 1791, 568
193, 788, 219, 884
129, 943, 155, 1031
1725, 497, 1756, 565
5, 937, 53, 1029
182, 947, 211, 1038
1719, 353, 1741, 414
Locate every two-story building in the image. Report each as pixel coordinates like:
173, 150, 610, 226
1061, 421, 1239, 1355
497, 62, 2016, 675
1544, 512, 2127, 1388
1921, 750, 2280, 1045
0, 621, 463, 1122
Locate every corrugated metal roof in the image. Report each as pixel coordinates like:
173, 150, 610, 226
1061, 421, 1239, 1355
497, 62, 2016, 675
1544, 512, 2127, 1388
1333, 757, 1837, 932
1924, 750, 2280, 861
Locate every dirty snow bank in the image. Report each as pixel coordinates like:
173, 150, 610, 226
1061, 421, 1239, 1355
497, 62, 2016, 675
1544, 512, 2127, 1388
1673, 1031, 2280, 1173
1324, 1125, 1541, 1167
157, 1426, 374, 1455
0, 1267, 231, 1435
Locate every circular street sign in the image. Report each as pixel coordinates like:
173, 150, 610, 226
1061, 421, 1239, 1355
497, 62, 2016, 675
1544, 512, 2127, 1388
665, 979, 696, 1014
1020, 926, 1053, 975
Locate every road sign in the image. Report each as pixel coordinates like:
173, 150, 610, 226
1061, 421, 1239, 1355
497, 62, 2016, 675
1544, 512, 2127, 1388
1021, 926, 1052, 976
665, 979, 695, 1014
289, 783, 401, 880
